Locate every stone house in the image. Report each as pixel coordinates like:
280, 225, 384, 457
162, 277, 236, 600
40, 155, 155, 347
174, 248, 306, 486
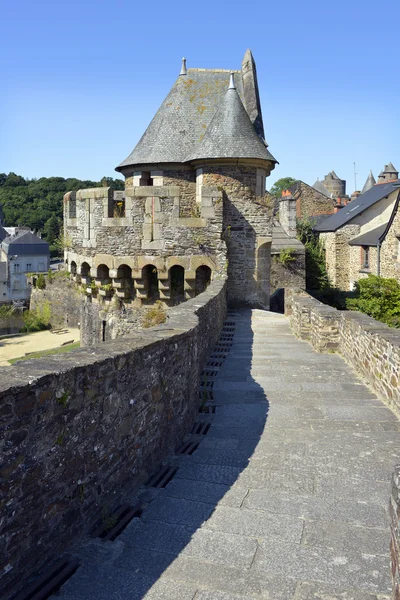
0, 229, 50, 304
64, 51, 304, 341
315, 163, 400, 290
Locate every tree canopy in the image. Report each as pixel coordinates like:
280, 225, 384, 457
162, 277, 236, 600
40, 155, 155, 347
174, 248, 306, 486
0, 173, 124, 256
269, 177, 297, 198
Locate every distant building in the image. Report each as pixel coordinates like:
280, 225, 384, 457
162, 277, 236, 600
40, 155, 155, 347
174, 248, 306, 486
0, 229, 50, 304
315, 163, 400, 290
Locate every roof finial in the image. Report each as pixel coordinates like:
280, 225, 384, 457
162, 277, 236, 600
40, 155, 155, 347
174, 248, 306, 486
229, 72, 236, 90
180, 57, 187, 76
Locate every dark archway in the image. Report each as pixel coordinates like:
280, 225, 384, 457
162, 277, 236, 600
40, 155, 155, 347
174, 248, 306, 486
70, 261, 77, 276
142, 265, 159, 301
81, 262, 90, 277
117, 264, 135, 298
169, 265, 185, 304
97, 264, 110, 282
195, 265, 211, 296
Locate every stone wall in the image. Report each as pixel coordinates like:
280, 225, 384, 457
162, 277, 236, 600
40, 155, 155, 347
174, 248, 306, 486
30, 272, 81, 328
203, 165, 272, 308
390, 466, 400, 599
286, 292, 400, 411
320, 224, 360, 290
290, 181, 335, 219
270, 253, 306, 295
0, 279, 227, 598
380, 199, 400, 281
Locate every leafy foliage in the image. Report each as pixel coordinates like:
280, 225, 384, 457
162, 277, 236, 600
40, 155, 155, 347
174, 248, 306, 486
0, 173, 124, 256
346, 275, 400, 327
20, 301, 52, 332
278, 247, 297, 266
269, 177, 297, 198
296, 218, 329, 291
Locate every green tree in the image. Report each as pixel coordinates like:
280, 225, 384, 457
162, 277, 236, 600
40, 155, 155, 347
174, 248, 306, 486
43, 214, 61, 246
346, 275, 400, 327
297, 218, 329, 291
269, 177, 297, 198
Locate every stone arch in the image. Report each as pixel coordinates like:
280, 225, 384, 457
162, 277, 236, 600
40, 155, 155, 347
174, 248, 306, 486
169, 265, 185, 304
70, 261, 77, 276
97, 264, 110, 281
142, 264, 159, 301
81, 262, 90, 277
117, 264, 135, 298
195, 265, 212, 296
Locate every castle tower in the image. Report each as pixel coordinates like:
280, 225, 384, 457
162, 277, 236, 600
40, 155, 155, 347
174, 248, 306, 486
114, 54, 277, 308
361, 170, 376, 193
63, 50, 277, 346
323, 171, 346, 197
378, 162, 399, 183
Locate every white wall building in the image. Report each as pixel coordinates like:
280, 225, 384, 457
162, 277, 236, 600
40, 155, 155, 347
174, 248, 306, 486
0, 229, 50, 304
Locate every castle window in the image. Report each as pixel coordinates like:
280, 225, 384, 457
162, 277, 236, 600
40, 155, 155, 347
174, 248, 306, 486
361, 246, 370, 270
196, 168, 203, 204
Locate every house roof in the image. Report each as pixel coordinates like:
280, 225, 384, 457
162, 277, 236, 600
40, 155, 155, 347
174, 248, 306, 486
184, 75, 276, 163
116, 53, 276, 171
348, 223, 388, 247
314, 180, 400, 232
2, 231, 49, 256
0, 226, 7, 243
312, 179, 330, 197
271, 220, 304, 253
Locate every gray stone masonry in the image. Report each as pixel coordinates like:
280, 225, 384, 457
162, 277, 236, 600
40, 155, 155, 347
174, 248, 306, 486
0, 280, 226, 598
48, 310, 396, 599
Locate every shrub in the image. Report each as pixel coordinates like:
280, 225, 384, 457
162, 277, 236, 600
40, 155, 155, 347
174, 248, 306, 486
36, 273, 46, 289
20, 301, 52, 332
346, 274, 400, 327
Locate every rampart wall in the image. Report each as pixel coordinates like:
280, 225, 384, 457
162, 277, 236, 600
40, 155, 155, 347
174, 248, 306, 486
285, 290, 400, 599
0, 279, 227, 598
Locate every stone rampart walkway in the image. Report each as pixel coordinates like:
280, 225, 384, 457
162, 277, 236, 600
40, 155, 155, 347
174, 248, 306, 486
55, 310, 399, 599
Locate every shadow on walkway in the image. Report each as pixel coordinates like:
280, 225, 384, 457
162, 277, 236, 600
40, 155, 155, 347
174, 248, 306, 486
55, 310, 270, 600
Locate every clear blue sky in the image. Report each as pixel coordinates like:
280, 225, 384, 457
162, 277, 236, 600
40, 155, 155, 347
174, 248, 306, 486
1, 0, 399, 193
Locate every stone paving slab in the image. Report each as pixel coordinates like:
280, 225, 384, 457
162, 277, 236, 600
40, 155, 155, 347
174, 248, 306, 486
53, 310, 398, 599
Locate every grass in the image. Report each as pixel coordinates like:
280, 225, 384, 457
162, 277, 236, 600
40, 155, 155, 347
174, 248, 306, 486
8, 342, 80, 364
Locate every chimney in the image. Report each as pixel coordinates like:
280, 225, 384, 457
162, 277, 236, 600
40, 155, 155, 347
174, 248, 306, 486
279, 190, 297, 236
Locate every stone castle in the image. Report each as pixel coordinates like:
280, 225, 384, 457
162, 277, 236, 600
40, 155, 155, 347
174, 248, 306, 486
64, 50, 279, 342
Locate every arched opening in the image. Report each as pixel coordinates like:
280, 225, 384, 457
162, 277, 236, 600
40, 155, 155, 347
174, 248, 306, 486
81, 262, 90, 277
195, 265, 211, 296
70, 261, 77, 276
142, 265, 159, 301
169, 265, 185, 304
97, 264, 110, 282
117, 264, 135, 297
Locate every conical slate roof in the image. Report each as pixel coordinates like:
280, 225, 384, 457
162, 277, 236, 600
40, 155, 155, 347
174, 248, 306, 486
312, 179, 330, 197
184, 76, 276, 163
385, 162, 398, 174
361, 170, 376, 193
